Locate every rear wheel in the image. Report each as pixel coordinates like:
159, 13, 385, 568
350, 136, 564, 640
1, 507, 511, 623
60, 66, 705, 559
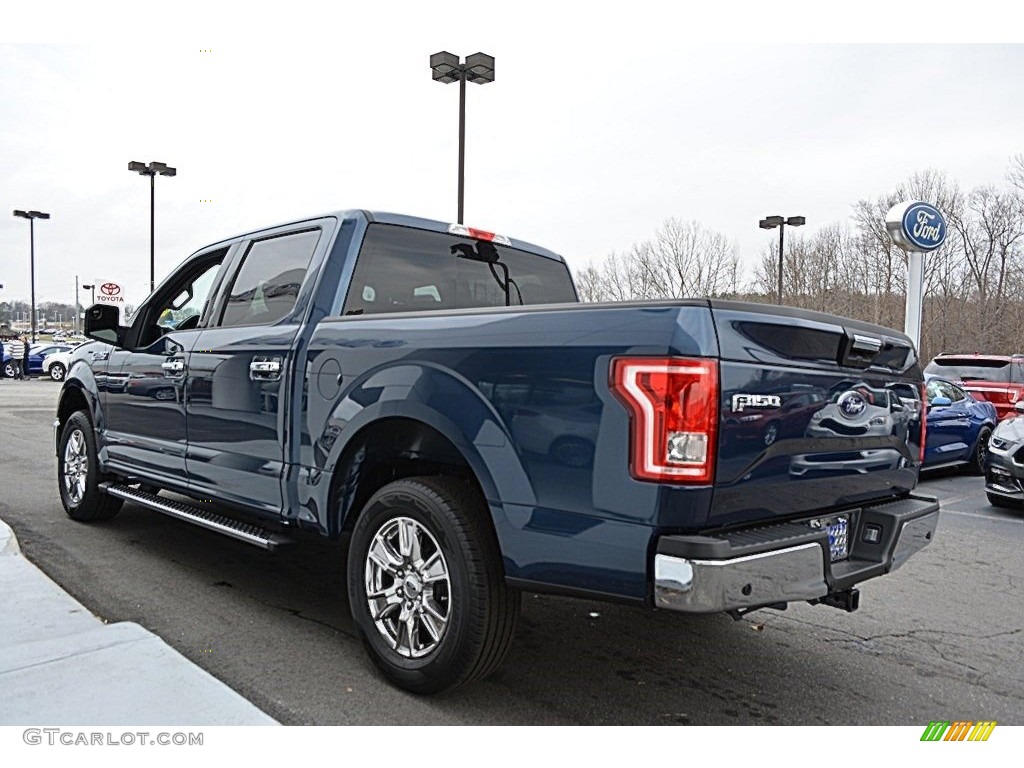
347, 476, 519, 694
49, 362, 67, 382
57, 411, 123, 521
967, 426, 993, 475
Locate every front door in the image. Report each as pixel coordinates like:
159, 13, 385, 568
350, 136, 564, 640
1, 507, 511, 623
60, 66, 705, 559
102, 251, 228, 488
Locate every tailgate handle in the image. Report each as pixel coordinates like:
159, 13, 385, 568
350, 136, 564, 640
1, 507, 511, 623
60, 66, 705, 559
840, 332, 885, 369
851, 334, 882, 354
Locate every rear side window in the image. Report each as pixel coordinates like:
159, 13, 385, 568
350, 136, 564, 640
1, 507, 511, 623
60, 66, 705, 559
342, 223, 577, 316
220, 230, 320, 327
924, 358, 1010, 383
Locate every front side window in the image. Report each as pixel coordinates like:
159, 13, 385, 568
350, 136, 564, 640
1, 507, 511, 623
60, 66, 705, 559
926, 379, 962, 403
220, 229, 320, 328
342, 224, 577, 316
137, 250, 227, 347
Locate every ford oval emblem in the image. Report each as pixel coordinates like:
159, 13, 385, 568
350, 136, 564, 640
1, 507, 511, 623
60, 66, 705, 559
837, 391, 867, 419
900, 202, 946, 251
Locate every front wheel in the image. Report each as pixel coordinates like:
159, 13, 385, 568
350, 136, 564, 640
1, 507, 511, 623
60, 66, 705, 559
967, 426, 993, 475
49, 362, 67, 382
57, 411, 123, 521
3, 361, 16, 379
347, 476, 519, 694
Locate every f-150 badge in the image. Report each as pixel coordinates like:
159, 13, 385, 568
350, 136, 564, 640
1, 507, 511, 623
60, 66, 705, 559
731, 394, 782, 412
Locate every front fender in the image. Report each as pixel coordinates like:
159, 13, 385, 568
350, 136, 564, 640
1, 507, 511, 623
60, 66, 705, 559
56, 349, 108, 455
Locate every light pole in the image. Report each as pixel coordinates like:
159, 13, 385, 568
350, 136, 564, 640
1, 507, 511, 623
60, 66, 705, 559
759, 215, 805, 305
429, 51, 495, 224
13, 209, 50, 344
128, 160, 177, 293
82, 283, 96, 305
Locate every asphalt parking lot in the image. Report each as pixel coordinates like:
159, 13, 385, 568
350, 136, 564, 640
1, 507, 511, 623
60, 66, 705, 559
1, 380, 1022, 725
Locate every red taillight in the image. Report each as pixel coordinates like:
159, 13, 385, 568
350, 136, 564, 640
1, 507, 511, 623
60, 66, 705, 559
919, 382, 928, 464
610, 357, 718, 483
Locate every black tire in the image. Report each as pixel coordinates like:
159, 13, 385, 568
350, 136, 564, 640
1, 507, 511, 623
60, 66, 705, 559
347, 476, 519, 694
966, 426, 993, 475
57, 411, 123, 522
3, 361, 16, 379
986, 491, 1020, 509
763, 421, 780, 447
49, 362, 67, 382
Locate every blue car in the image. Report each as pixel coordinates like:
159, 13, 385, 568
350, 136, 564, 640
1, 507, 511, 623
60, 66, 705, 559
923, 376, 997, 473
2, 343, 76, 378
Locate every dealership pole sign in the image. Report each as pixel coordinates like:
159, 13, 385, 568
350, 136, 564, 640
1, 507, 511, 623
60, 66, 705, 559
885, 201, 947, 351
97, 281, 125, 304
93, 280, 130, 321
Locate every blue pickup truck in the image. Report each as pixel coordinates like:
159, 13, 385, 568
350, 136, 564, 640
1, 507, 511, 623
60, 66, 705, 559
56, 210, 939, 693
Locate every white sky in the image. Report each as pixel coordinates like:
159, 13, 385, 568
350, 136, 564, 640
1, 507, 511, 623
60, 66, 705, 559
2, 3, 1023, 308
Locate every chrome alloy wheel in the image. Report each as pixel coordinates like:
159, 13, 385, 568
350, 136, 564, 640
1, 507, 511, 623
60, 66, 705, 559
63, 428, 89, 505
364, 516, 451, 659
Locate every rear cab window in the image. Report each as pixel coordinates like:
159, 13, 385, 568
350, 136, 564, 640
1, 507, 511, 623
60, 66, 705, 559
342, 223, 577, 316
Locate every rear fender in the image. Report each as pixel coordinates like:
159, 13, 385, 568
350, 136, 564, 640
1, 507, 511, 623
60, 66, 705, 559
304, 362, 535, 534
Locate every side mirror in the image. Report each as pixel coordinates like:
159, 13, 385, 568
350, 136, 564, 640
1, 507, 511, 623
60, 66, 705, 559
929, 396, 952, 408
84, 304, 126, 347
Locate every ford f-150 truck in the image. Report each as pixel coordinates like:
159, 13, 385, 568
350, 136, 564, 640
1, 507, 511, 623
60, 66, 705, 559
56, 210, 939, 693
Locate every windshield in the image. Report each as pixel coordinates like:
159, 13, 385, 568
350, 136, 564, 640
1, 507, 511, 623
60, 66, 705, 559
924, 359, 1011, 383
343, 223, 578, 315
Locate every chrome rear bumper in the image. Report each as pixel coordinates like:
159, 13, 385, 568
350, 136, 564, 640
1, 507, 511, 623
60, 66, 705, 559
654, 495, 939, 613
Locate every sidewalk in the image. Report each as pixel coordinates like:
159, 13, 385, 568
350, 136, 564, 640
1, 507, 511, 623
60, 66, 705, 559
0, 520, 277, 725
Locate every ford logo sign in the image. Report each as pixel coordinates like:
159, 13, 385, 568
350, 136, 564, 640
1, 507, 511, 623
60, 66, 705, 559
885, 200, 947, 253
837, 391, 867, 419
901, 202, 946, 251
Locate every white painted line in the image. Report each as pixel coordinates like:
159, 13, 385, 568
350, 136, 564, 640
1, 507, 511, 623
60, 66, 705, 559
940, 508, 1024, 523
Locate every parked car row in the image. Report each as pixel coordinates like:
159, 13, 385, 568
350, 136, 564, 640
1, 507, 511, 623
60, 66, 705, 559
2, 342, 80, 380
923, 352, 1024, 512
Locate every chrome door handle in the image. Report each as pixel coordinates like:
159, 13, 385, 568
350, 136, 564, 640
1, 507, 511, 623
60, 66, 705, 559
250, 356, 283, 381
161, 359, 185, 377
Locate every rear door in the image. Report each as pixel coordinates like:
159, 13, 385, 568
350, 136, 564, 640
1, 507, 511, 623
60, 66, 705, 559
711, 302, 923, 528
185, 225, 326, 516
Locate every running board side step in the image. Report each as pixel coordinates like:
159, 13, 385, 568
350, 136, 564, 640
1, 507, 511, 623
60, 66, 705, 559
100, 483, 293, 551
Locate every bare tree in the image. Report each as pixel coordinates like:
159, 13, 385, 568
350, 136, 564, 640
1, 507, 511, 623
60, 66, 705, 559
576, 219, 739, 302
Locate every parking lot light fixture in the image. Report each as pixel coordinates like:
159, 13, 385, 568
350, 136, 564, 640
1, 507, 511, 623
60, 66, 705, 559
429, 51, 495, 224
13, 209, 51, 344
129, 160, 177, 293
759, 214, 805, 305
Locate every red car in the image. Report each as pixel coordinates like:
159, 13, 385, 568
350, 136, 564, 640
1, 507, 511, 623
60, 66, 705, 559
924, 353, 1024, 420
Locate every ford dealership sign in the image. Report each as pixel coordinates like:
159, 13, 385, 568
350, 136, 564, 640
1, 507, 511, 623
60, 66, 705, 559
885, 200, 947, 252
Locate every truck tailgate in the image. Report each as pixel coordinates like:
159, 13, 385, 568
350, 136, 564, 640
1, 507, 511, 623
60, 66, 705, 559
709, 302, 923, 528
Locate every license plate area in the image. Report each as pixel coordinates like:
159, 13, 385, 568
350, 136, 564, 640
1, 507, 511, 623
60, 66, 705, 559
809, 514, 850, 562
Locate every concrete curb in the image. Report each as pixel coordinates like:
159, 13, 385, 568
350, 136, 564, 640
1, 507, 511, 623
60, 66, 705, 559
0, 519, 278, 725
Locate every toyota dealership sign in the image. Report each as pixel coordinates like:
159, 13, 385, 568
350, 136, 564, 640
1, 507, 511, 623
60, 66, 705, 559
97, 281, 125, 303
